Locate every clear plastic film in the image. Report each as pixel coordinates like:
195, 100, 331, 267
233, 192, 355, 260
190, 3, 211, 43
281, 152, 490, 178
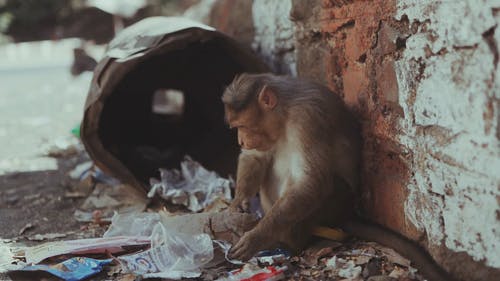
118, 222, 214, 279
147, 156, 233, 212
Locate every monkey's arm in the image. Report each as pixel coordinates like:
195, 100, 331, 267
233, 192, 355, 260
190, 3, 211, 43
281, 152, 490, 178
230, 150, 270, 211
230, 173, 329, 260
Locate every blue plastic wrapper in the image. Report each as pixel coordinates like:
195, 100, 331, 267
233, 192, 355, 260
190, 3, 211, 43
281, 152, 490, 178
21, 257, 113, 281
256, 248, 290, 258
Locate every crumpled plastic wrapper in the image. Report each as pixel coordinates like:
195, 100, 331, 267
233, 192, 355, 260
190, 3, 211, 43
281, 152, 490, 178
147, 156, 233, 212
118, 223, 214, 280
104, 211, 258, 245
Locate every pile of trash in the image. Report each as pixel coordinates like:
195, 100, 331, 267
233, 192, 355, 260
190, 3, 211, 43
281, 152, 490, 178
0, 156, 425, 281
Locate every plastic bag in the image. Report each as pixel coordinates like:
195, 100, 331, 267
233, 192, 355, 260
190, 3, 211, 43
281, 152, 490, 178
103, 211, 161, 238
118, 222, 214, 279
147, 156, 233, 212
20, 257, 112, 281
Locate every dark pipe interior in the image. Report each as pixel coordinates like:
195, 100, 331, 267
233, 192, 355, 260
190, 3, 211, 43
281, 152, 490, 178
99, 38, 247, 183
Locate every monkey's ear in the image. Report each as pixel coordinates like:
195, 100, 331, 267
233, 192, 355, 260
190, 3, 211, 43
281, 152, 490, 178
258, 85, 278, 110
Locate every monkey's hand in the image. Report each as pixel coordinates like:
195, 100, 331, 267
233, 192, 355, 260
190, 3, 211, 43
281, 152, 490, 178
229, 197, 250, 213
229, 228, 271, 261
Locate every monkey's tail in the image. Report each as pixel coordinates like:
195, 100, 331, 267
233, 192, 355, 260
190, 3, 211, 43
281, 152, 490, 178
341, 219, 457, 281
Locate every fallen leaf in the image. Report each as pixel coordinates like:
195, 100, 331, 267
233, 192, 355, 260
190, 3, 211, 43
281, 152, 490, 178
388, 266, 408, 279
366, 243, 411, 267
353, 255, 371, 265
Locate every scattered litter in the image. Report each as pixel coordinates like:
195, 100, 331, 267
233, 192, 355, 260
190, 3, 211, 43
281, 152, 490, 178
69, 160, 120, 185
44, 136, 83, 158
213, 240, 289, 266
71, 123, 81, 138
388, 266, 408, 279
68, 161, 93, 180
213, 240, 244, 265
338, 260, 362, 279
23, 193, 41, 201
74, 183, 147, 222
256, 254, 288, 265
74, 209, 107, 223
118, 223, 213, 279
25, 236, 149, 264
19, 223, 34, 235
104, 211, 257, 245
353, 255, 372, 265
257, 248, 290, 258
27, 232, 68, 241
20, 257, 112, 281
148, 156, 233, 212
0, 241, 24, 273
216, 264, 287, 281
64, 191, 87, 198
92, 167, 121, 185
374, 244, 411, 267
326, 256, 362, 279
103, 211, 161, 238
204, 197, 231, 213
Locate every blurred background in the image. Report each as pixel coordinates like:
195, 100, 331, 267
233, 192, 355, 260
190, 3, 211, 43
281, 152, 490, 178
0, 0, 200, 175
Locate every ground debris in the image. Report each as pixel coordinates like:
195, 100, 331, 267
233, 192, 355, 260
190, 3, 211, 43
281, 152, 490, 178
18, 223, 34, 236
278, 240, 424, 281
74, 183, 147, 223
27, 232, 70, 241
2, 152, 426, 281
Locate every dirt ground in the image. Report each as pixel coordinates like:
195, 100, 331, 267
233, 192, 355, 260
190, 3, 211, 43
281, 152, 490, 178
0, 151, 110, 281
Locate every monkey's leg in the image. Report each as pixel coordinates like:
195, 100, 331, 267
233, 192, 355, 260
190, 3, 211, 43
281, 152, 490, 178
230, 151, 270, 212
230, 179, 329, 260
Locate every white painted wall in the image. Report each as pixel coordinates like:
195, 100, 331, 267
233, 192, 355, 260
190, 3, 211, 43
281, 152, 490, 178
250, 0, 499, 270
395, 0, 500, 267
252, 0, 296, 75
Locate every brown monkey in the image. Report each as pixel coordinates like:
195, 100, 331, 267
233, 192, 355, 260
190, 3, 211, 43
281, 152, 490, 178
222, 73, 455, 281
223, 73, 361, 259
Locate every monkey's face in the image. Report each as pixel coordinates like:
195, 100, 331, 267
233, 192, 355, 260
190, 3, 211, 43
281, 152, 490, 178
225, 105, 275, 151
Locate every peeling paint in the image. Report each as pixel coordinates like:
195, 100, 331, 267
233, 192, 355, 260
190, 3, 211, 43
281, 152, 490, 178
396, 0, 500, 268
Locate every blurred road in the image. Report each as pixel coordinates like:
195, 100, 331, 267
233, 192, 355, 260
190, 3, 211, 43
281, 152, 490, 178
0, 40, 103, 175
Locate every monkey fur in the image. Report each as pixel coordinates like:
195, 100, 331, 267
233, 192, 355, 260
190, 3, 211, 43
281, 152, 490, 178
222, 73, 455, 281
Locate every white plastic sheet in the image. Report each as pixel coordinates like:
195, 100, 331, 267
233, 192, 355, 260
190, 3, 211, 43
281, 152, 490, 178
148, 156, 233, 212
118, 223, 214, 279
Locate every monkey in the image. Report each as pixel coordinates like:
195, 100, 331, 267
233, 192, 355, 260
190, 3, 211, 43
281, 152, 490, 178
222, 73, 455, 281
